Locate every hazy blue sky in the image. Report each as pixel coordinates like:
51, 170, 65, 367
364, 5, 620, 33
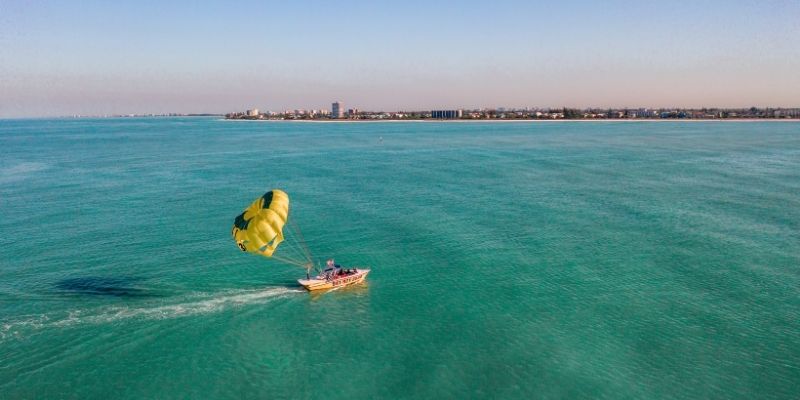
1, 0, 799, 116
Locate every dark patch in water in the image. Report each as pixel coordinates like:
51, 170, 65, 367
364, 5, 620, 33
54, 276, 156, 298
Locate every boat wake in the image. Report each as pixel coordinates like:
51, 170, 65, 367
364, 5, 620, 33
1, 287, 303, 341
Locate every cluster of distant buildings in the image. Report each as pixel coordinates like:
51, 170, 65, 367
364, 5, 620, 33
69, 113, 220, 118
226, 102, 364, 120
225, 103, 800, 120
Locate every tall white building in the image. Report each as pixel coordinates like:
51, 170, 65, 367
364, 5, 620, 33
246, 108, 259, 117
331, 101, 343, 118
431, 109, 463, 119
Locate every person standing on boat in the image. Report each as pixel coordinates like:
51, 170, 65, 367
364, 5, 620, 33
325, 259, 335, 279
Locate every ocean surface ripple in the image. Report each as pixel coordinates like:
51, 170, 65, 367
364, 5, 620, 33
1, 118, 798, 399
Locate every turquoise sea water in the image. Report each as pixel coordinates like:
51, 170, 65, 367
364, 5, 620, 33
1, 118, 798, 399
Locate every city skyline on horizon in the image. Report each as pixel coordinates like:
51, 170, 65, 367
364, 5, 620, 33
20, 103, 800, 119
2, 0, 799, 118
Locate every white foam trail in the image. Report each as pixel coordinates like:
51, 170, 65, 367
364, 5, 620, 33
79, 287, 302, 323
1, 287, 303, 340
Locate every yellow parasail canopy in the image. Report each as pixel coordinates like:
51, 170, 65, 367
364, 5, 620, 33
232, 189, 290, 257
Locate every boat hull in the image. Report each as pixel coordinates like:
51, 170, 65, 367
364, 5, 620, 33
298, 269, 370, 291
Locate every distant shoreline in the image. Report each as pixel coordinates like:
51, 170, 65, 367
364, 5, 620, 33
220, 118, 800, 123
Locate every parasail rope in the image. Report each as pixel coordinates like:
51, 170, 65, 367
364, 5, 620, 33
271, 254, 311, 269
278, 240, 307, 267
279, 223, 308, 265
282, 228, 311, 264
280, 232, 304, 258
285, 221, 305, 261
289, 219, 314, 264
270, 221, 313, 269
